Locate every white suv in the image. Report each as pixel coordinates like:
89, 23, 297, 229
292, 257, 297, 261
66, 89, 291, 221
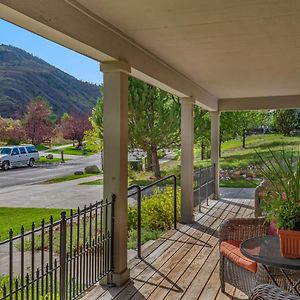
0, 145, 39, 171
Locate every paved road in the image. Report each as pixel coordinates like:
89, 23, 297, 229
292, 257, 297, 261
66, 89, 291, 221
0, 154, 101, 188
0, 176, 103, 209
0, 151, 174, 189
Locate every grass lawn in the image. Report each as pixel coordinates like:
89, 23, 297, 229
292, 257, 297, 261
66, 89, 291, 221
35, 144, 50, 151
49, 146, 96, 156
220, 178, 261, 188
44, 173, 95, 184
76, 134, 300, 188
79, 178, 103, 185
0, 207, 66, 241
80, 177, 174, 187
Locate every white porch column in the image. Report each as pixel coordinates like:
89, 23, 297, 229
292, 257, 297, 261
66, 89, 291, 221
210, 111, 220, 199
101, 61, 131, 286
180, 97, 195, 224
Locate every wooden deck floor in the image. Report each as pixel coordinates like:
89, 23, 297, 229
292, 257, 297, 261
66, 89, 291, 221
82, 196, 255, 300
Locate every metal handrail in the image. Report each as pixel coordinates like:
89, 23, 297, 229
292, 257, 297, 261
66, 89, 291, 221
128, 174, 177, 259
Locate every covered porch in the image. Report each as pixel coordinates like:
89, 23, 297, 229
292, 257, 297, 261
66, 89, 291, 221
1, 1, 300, 299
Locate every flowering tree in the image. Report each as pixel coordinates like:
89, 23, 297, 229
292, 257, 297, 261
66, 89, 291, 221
0, 118, 25, 144
60, 114, 92, 147
23, 97, 54, 145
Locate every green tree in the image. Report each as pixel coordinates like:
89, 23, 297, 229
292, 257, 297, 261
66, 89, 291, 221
221, 111, 265, 148
89, 80, 180, 178
194, 108, 210, 160
128, 77, 180, 178
236, 111, 265, 148
272, 109, 298, 136
85, 98, 104, 168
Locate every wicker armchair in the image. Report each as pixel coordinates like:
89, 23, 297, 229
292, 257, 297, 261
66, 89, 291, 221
219, 217, 269, 296
219, 218, 300, 296
249, 284, 300, 300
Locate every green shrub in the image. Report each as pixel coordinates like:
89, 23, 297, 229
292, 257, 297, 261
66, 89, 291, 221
128, 205, 137, 230
141, 187, 180, 231
128, 187, 180, 232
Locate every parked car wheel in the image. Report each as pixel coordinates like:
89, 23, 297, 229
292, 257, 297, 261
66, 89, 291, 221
28, 158, 35, 167
2, 161, 10, 171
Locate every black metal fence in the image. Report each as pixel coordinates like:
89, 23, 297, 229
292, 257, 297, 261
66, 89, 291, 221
0, 197, 114, 300
128, 175, 177, 258
193, 164, 215, 209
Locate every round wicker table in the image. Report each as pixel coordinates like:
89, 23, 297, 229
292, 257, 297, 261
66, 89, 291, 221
241, 235, 300, 295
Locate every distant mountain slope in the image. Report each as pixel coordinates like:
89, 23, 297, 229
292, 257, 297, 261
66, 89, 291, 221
0, 44, 100, 118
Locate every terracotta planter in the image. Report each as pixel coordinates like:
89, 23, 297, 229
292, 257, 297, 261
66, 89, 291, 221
278, 229, 300, 258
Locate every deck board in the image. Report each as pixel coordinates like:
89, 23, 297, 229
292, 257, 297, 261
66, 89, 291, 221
81, 195, 254, 300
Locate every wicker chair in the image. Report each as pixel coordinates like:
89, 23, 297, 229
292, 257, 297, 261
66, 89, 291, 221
249, 284, 300, 300
219, 218, 269, 296
219, 217, 300, 296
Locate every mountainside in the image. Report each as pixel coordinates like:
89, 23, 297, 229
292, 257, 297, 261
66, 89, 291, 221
0, 44, 100, 118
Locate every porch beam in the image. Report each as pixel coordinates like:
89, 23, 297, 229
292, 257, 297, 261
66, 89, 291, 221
219, 95, 300, 111
180, 97, 195, 224
101, 60, 130, 286
210, 111, 220, 200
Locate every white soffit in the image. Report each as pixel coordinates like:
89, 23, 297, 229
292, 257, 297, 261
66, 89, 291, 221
74, 0, 300, 100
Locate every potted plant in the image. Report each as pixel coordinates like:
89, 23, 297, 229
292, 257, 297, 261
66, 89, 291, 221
257, 148, 300, 258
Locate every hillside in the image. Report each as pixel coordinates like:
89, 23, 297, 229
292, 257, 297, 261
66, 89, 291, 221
0, 44, 100, 117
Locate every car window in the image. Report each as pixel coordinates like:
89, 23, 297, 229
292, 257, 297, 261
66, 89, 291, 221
12, 148, 20, 155
19, 147, 26, 154
26, 146, 38, 153
0, 148, 11, 155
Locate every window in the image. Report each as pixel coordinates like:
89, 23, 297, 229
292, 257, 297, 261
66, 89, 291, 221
0, 148, 11, 155
19, 147, 26, 154
26, 146, 38, 153
12, 148, 19, 155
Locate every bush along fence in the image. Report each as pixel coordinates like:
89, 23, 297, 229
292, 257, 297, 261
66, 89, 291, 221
193, 164, 216, 210
128, 175, 178, 258
0, 197, 115, 300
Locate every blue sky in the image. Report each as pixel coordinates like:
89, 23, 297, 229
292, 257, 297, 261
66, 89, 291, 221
0, 19, 103, 85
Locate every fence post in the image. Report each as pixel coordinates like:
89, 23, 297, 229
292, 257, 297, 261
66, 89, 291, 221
111, 194, 116, 273
213, 163, 216, 197
173, 176, 177, 230
60, 211, 67, 300
136, 187, 142, 259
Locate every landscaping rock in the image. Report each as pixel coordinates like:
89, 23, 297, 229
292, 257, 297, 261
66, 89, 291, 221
74, 171, 84, 175
84, 165, 100, 174
46, 154, 54, 159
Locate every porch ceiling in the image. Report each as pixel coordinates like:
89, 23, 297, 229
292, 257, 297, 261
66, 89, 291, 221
72, 0, 300, 103
1, 0, 300, 110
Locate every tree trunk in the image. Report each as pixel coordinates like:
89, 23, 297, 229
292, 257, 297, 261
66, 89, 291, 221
151, 145, 161, 178
242, 129, 246, 148
145, 151, 152, 171
219, 138, 222, 158
201, 140, 204, 160
207, 146, 210, 159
